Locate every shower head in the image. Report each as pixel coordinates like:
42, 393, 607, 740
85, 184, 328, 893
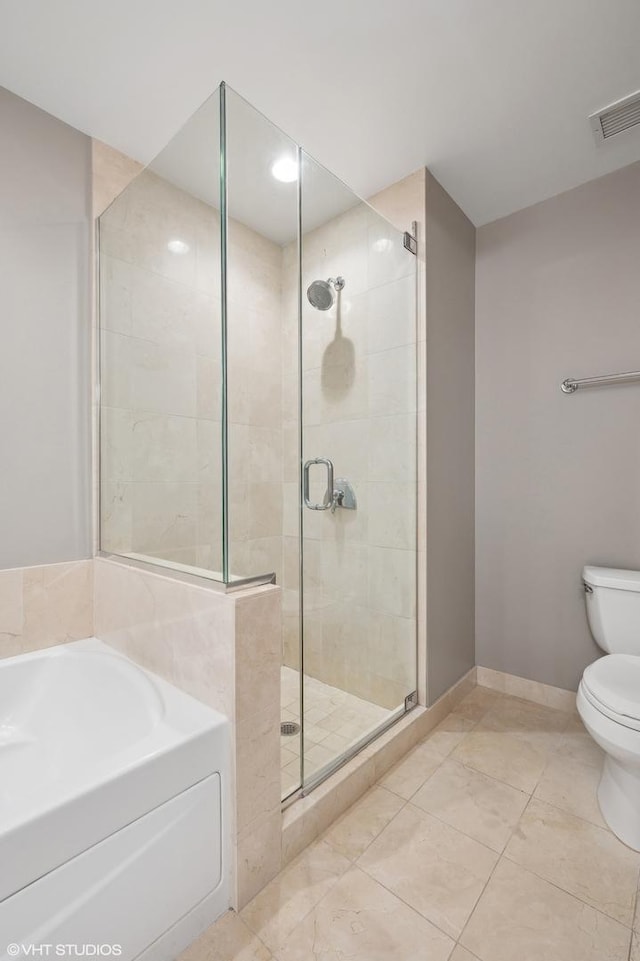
306, 276, 345, 311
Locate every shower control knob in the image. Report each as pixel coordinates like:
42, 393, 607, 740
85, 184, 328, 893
331, 478, 357, 513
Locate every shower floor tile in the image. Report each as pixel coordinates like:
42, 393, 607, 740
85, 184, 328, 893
280, 666, 390, 798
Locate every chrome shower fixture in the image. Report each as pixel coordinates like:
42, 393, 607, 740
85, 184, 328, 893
306, 276, 345, 311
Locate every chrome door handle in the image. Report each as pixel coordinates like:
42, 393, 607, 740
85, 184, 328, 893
303, 457, 334, 511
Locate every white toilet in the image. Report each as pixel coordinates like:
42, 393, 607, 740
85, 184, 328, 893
578, 565, 640, 850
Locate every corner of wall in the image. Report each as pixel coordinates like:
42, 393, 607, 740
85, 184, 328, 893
424, 169, 477, 704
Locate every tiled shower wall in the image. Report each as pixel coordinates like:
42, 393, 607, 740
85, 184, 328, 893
99, 166, 283, 580
281, 200, 417, 710
0, 560, 93, 659
97, 142, 419, 711
99, 168, 223, 568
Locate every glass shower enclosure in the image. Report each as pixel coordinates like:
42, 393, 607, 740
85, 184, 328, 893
98, 83, 418, 801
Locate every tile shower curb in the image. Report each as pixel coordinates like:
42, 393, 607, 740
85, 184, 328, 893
281, 667, 477, 865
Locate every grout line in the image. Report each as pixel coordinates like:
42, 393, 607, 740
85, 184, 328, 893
240, 837, 352, 947
323, 788, 409, 864
500, 794, 638, 929
270, 702, 596, 958
272, 695, 606, 960
498, 853, 636, 933
404, 778, 527, 858
236, 914, 274, 958
349, 859, 461, 946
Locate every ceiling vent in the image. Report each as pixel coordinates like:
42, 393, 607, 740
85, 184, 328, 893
590, 91, 640, 144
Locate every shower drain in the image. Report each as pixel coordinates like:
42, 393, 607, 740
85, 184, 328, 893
280, 721, 301, 736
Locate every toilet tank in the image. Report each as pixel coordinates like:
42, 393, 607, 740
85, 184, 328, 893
583, 566, 640, 654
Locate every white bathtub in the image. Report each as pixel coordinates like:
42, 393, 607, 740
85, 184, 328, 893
0, 638, 229, 960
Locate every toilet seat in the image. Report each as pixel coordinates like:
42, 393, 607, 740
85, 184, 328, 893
582, 654, 640, 731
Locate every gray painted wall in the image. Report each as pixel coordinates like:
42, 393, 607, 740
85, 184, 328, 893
476, 161, 640, 691
425, 171, 476, 703
0, 87, 91, 569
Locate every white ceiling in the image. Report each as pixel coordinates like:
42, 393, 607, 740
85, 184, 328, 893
1, 0, 640, 226
148, 85, 362, 244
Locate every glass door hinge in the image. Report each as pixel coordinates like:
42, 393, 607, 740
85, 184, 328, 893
403, 231, 417, 255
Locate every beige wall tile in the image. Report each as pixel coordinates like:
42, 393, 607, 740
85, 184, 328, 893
368, 169, 425, 235
283, 176, 422, 713
236, 706, 281, 834
235, 586, 281, 723
98, 156, 282, 574
93, 557, 235, 717
477, 666, 577, 713
21, 560, 93, 651
0, 568, 24, 657
236, 809, 283, 911
92, 140, 142, 219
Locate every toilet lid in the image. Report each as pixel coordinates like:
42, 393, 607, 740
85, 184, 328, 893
582, 654, 640, 723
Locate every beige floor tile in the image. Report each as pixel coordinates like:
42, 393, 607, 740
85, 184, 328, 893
275, 864, 454, 961
461, 859, 630, 961
322, 785, 405, 860
178, 910, 272, 961
450, 947, 481, 961
552, 718, 604, 769
412, 758, 529, 853
240, 839, 350, 953
454, 686, 508, 723
304, 742, 336, 772
477, 698, 569, 759
378, 740, 443, 799
320, 731, 352, 753
422, 713, 477, 758
358, 802, 498, 939
281, 759, 301, 797
632, 932, 640, 961
452, 729, 547, 793
534, 754, 606, 828
481, 696, 569, 738
504, 797, 640, 926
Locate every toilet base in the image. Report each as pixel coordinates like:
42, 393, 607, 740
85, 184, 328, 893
598, 754, 640, 851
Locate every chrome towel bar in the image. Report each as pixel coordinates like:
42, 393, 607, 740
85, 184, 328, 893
561, 370, 640, 394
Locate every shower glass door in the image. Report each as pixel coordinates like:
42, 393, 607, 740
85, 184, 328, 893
293, 153, 418, 793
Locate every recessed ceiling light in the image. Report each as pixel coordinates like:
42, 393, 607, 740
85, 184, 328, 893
167, 239, 190, 254
271, 156, 298, 183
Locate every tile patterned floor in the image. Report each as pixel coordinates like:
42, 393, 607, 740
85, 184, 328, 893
181, 684, 640, 961
280, 666, 390, 798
